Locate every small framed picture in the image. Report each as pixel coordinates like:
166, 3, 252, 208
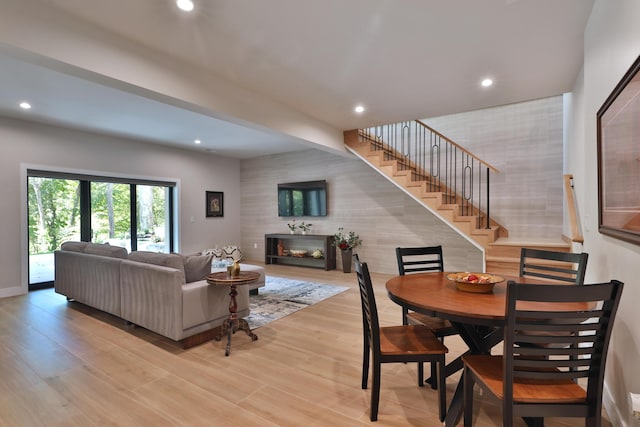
206, 191, 223, 217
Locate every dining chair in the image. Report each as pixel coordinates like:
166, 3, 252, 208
462, 279, 624, 427
355, 255, 448, 422
519, 248, 588, 284
395, 246, 457, 389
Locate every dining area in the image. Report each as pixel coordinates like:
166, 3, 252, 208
355, 246, 623, 427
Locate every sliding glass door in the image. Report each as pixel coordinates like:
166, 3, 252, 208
27, 171, 175, 289
136, 185, 171, 253
91, 182, 131, 248
28, 177, 81, 285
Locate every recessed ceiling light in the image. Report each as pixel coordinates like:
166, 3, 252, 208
194, 139, 201, 144
354, 105, 365, 114
19, 101, 31, 110
176, 0, 194, 12
481, 78, 493, 87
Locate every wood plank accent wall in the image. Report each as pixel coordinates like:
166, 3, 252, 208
240, 149, 483, 275
422, 96, 564, 240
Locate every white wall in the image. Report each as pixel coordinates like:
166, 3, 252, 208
0, 117, 241, 297
567, 1, 640, 425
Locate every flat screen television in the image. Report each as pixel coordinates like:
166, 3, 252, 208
278, 180, 327, 217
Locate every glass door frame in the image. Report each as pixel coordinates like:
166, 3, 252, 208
26, 168, 177, 290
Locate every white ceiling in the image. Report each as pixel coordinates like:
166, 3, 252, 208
0, 0, 595, 158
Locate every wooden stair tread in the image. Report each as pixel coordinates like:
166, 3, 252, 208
489, 238, 569, 248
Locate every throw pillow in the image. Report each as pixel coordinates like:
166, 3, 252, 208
202, 248, 223, 260
182, 253, 213, 283
222, 245, 243, 261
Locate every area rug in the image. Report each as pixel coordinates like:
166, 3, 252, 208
246, 276, 349, 329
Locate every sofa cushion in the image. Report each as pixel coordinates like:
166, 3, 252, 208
182, 253, 213, 283
60, 241, 88, 252
83, 242, 128, 259
62, 241, 127, 259
128, 251, 185, 275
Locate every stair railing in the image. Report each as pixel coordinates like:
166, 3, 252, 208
360, 120, 499, 229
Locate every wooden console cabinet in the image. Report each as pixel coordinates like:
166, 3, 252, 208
265, 233, 336, 270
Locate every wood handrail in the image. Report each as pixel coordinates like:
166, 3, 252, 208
564, 174, 584, 244
416, 119, 500, 173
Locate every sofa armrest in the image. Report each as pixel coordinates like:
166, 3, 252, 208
120, 260, 184, 341
182, 279, 251, 330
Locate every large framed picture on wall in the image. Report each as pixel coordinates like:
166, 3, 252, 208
597, 54, 640, 245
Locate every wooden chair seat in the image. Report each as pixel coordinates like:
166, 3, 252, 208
380, 325, 448, 356
406, 312, 456, 336
463, 355, 586, 403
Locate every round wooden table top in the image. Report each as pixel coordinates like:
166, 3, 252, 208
385, 272, 577, 326
206, 271, 260, 286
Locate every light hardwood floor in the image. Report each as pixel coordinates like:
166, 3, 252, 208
0, 264, 611, 426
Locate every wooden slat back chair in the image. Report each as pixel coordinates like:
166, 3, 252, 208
519, 248, 589, 284
395, 246, 457, 389
355, 254, 448, 422
463, 280, 624, 427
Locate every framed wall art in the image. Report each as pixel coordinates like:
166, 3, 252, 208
206, 191, 224, 217
597, 54, 640, 245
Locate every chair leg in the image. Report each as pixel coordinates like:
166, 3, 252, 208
427, 336, 445, 390
586, 415, 600, 427
430, 361, 438, 390
370, 362, 381, 421
463, 366, 474, 427
402, 307, 409, 325
417, 362, 424, 387
437, 356, 446, 422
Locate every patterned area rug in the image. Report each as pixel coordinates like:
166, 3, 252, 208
246, 276, 349, 329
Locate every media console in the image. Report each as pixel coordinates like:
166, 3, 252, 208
264, 233, 336, 270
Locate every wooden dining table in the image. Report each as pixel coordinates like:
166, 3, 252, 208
385, 271, 581, 427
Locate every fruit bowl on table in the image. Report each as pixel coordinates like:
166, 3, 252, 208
446, 272, 504, 293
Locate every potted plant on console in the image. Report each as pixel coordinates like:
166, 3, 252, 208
333, 227, 362, 273
299, 221, 312, 235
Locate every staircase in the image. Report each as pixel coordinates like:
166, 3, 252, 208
344, 125, 571, 276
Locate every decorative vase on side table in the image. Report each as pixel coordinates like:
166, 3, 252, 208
230, 259, 241, 277
341, 249, 353, 273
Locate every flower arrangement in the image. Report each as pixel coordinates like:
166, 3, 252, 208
333, 227, 362, 250
287, 220, 297, 232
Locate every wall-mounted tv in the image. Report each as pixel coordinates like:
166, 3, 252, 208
278, 180, 327, 217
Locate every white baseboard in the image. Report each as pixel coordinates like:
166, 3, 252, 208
0, 285, 27, 299
604, 381, 627, 426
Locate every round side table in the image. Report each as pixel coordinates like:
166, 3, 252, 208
206, 271, 260, 356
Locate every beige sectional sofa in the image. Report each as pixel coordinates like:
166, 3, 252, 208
54, 241, 249, 346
